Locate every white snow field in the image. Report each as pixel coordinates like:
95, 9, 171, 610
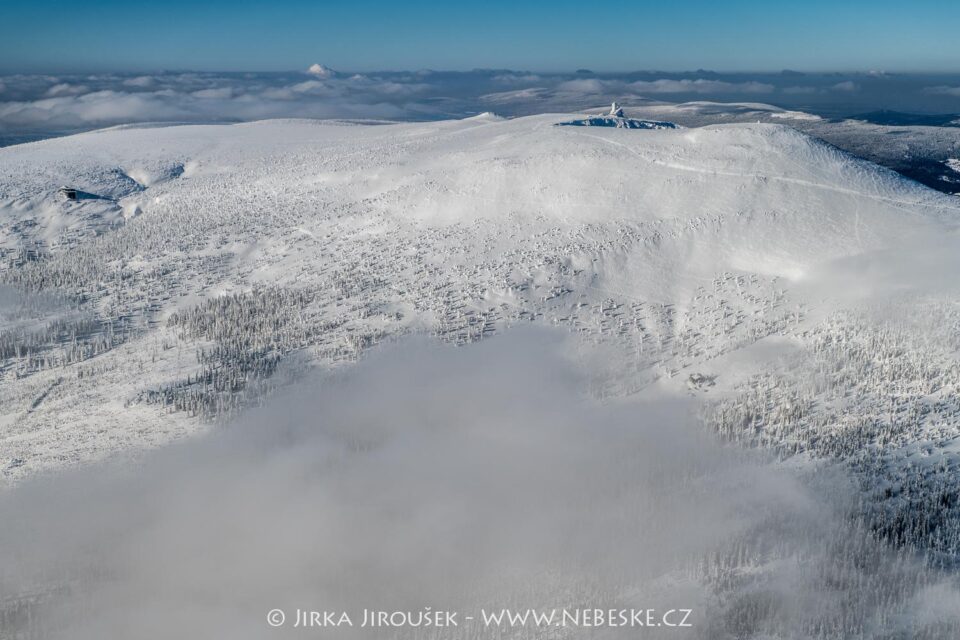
1, 113, 959, 476
5, 113, 960, 637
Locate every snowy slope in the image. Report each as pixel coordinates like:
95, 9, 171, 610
8, 113, 960, 639
2, 113, 960, 548
613, 100, 960, 196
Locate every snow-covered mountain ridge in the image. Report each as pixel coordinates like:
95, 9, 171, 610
3, 114, 960, 564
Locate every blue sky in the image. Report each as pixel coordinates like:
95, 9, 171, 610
2, 0, 959, 73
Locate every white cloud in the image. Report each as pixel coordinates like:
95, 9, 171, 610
493, 73, 543, 85
554, 76, 778, 96
782, 85, 818, 95
45, 82, 90, 97
0, 75, 426, 130
289, 79, 331, 94
925, 85, 960, 97
1, 70, 954, 139
122, 76, 156, 88
831, 81, 859, 92
629, 79, 775, 94
480, 87, 549, 104
555, 78, 607, 93
191, 87, 234, 99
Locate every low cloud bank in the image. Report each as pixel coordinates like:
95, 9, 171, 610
1, 330, 958, 639
927, 85, 960, 97
2, 69, 960, 143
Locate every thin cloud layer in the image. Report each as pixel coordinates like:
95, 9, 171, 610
2, 69, 960, 142
0, 71, 423, 132
927, 85, 960, 97
628, 78, 775, 93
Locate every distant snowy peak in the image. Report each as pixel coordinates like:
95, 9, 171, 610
306, 63, 337, 78
947, 158, 960, 174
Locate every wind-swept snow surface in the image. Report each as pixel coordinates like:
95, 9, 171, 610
0, 113, 957, 474
3, 114, 960, 637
